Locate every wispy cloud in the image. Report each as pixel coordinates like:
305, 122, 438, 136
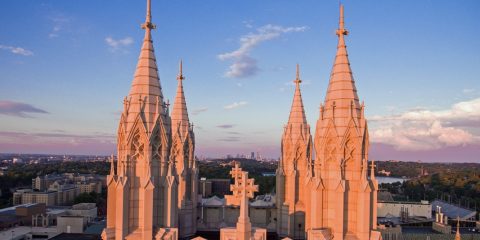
48, 15, 71, 38
463, 88, 475, 94
370, 97, 480, 151
218, 24, 307, 78
192, 107, 208, 115
218, 136, 240, 142
0, 131, 115, 155
0, 100, 48, 117
217, 124, 235, 129
0, 45, 33, 56
0, 131, 114, 140
224, 101, 248, 110
105, 36, 134, 52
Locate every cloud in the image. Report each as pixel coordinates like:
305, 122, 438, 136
48, 15, 70, 38
218, 136, 240, 142
105, 37, 134, 52
370, 97, 480, 151
0, 131, 114, 140
224, 101, 248, 110
192, 107, 208, 115
216, 124, 235, 129
463, 88, 475, 94
0, 45, 33, 56
218, 24, 307, 78
0, 100, 48, 117
0, 131, 115, 155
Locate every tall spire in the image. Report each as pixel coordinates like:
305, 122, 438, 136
288, 64, 307, 125
171, 59, 190, 137
125, 0, 164, 134
324, 4, 360, 120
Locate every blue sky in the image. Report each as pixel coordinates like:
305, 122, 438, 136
0, 0, 479, 162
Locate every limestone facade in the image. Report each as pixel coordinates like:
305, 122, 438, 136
103, 1, 382, 240
276, 65, 313, 239
102, 0, 197, 239
277, 5, 381, 240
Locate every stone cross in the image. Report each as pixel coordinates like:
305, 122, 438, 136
229, 162, 244, 197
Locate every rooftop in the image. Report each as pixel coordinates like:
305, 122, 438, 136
432, 200, 477, 220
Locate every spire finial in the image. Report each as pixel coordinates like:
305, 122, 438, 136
141, 0, 156, 30
177, 59, 185, 81
294, 64, 301, 85
336, 4, 348, 36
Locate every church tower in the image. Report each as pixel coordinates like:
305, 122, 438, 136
276, 65, 314, 239
309, 5, 380, 240
102, 0, 179, 239
170, 60, 198, 238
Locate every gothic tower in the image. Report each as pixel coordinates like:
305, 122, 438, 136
170, 61, 198, 238
103, 0, 179, 239
309, 5, 379, 240
276, 65, 314, 239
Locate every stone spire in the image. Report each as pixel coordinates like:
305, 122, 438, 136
288, 64, 307, 126
310, 4, 378, 239
277, 64, 313, 238
323, 4, 361, 133
171, 60, 190, 138
125, 0, 164, 134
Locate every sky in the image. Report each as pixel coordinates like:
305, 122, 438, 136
0, 0, 479, 162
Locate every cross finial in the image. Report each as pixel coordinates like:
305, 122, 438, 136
336, 4, 348, 36
141, 0, 156, 30
177, 59, 185, 81
294, 64, 302, 85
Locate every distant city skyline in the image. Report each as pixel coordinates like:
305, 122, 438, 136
0, 1, 479, 162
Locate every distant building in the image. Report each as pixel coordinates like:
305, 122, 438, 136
12, 158, 23, 164
0, 203, 46, 229
75, 182, 102, 194
432, 200, 477, 221
251, 152, 255, 159
378, 169, 391, 176
32, 174, 63, 191
377, 200, 432, 219
57, 203, 98, 234
14, 183, 79, 206
14, 190, 58, 206
198, 178, 231, 198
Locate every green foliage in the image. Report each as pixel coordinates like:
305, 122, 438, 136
0, 161, 109, 208
382, 167, 480, 218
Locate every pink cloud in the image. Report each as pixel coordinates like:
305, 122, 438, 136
0, 131, 115, 155
0, 100, 48, 118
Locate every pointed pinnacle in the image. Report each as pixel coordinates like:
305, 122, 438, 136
294, 64, 301, 85
141, 0, 156, 30
336, 4, 348, 36
177, 59, 185, 81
